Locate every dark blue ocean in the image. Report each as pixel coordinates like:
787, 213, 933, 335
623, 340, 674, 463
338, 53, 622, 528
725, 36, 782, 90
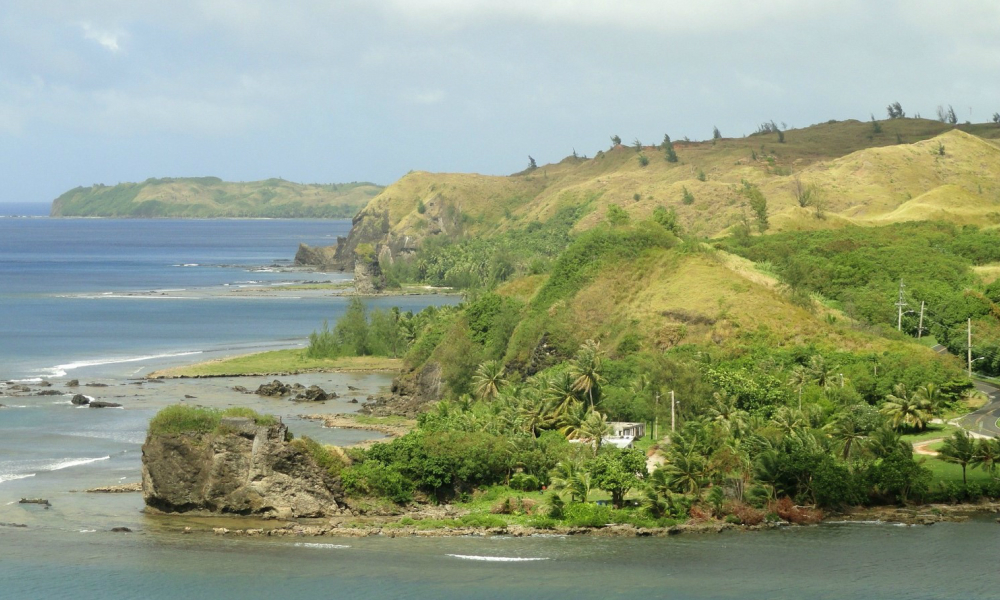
0, 215, 449, 380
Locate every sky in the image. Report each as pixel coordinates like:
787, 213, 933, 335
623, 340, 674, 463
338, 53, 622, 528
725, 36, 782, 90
2, 1, 999, 204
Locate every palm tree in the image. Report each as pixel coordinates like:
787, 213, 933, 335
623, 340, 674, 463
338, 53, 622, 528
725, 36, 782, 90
973, 438, 1000, 476
807, 355, 835, 390
570, 339, 604, 408
549, 460, 585, 502
557, 402, 590, 441
664, 449, 707, 496
866, 426, 911, 458
787, 365, 809, 410
472, 360, 507, 401
880, 383, 931, 431
939, 430, 977, 485
825, 415, 867, 461
914, 382, 947, 416
708, 391, 749, 439
577, 410, 613, 454
545, 371, 581, 419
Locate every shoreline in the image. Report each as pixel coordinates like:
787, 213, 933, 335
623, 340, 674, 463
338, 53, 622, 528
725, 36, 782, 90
149, 501, 1000, 540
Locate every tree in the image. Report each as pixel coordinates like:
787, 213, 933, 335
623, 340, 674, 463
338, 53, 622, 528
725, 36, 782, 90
993, 112, 1000, 125
938, 430, 977, 485
973, 438, 1000, 474
787, 365, 809, 410
472, 360, 507, 401
632, 138, 642, 152
806, 355, 835, 390
712, 126, 722, 140
739, 180, 769, 233
610, 135, 622, 148
937, 105, 958, 125
589, 447, 647, 508
870, 114, 883, 134
578, 410, 613, 453
527, 156, 537, 170
886, 102, 905, 119
681, 187, 695, 205
880, 383, 931, 431
570, 340, 605, 407
663, 135, 678, 163
825, 414, 867, 461
913, 383, 947, 416
793, 176, 814, 208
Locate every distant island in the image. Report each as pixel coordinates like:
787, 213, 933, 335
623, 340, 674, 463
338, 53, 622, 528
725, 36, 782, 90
50, 177, 383, 218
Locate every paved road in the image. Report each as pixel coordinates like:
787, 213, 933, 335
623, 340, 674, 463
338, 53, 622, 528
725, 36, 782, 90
954, 380, 1000, 438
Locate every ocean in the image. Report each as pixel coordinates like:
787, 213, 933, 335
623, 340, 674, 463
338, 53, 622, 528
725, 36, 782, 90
1, 215, 997, 599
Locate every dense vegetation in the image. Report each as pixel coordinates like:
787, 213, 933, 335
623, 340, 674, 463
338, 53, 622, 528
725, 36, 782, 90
51, 178, 382, 218
720, 222, 1000, 375
382, 204, 590, 290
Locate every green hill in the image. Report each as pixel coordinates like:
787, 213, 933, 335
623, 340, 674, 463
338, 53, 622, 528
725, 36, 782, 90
50, 177, 383, 218
308, 118, 1000, 268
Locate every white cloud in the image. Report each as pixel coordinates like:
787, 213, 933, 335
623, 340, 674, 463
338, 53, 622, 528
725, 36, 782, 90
81, 22, 124, 52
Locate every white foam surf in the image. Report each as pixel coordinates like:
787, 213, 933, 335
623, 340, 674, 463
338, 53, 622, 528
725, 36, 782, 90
41, 351, 203, 377
0, 473, 36, 484
446, 554, 549, 562
293, 543, 352, 549
46, 456, 110, 471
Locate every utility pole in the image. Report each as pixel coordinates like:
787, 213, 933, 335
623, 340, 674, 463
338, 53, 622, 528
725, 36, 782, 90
895, 279, 907, 331
968, 318, 973, 378
670, 390, 676, 433
917, 301, 926, 339
653, 393, 660, 441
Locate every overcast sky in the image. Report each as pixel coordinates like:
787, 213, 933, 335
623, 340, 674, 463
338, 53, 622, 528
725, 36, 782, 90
2, 1, 999, 204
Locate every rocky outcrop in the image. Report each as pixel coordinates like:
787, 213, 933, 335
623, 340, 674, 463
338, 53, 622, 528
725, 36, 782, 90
71, 394, 91, 405
141, 419, 341, 518
353, 254, 384, 294
294, 243, 339, 268
291, 385, 336, 402
89, 401, 122, 408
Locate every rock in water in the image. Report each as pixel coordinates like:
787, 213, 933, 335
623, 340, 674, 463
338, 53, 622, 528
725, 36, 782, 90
141, 419, 341, 518
291, 385, 336, 402
89, 401, 122, 408
255, 380, 291, 397
71, 394, 91, 405
66, 379, 80, 387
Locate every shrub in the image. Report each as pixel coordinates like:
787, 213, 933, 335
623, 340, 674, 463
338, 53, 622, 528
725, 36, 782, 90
562, 502, 612, 527
527, 516, 558, 529
725, 500, 765, 525
416, 199, 427, 214
681, 187, 695, 205
770, 497, 823, 524
341, 460, 414, 504
460, 513, 508, 528
290, 436, 347, 478
607, 204, 630, 226
638, 153, 649, 167
509, 472, 542, 491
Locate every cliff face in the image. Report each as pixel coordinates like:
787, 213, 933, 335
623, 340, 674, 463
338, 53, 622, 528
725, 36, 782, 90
141, 418, 341, 518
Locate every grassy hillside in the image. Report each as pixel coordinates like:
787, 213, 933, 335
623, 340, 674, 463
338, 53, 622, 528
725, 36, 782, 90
51, 177, 382, 218
322, 119, 1000, 268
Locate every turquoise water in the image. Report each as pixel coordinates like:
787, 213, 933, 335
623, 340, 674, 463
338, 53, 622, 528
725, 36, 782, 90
3, 520, 998, 599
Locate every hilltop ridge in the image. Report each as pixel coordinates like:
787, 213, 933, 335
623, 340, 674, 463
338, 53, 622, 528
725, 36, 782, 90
304, 118, 1000, 269
50, 177, 383, 218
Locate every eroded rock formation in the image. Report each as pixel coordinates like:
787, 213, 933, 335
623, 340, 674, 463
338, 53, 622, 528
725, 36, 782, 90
141, 418, 340, 518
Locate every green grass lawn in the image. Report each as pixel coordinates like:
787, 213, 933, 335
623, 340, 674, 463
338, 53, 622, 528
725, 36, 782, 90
899, 423, 960, 444
919, 454, 994, 485
148, 349, 403, 378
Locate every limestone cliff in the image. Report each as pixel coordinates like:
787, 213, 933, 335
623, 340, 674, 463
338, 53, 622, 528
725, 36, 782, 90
142, 418, 341, 518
